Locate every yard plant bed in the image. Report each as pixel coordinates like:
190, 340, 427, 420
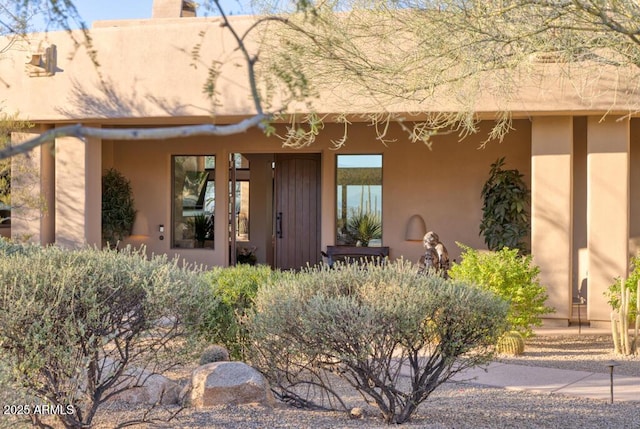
70, 333, 640, 428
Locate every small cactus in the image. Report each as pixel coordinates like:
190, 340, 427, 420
199, 344, 231, 365
496, 331, 525, 356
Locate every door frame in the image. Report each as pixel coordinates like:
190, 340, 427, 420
227, 152, 322, 269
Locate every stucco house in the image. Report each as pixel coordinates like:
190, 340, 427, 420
2, 0, 639, 328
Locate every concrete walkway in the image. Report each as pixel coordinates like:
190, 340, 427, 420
450, 327, 640, 403
450, 362, 640, 402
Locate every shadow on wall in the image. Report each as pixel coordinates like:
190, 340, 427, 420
56, 78, 192, 119
55, 173, 85, 248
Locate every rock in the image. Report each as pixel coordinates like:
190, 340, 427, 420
190, 361, 274, 408
350, 407, 364, 419
102, 359, 181, 405
179, 380, 192, 405
108, 372, 181, 405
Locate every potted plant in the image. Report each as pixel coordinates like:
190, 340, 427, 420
189, 214, 212, 248
237, 246, 257, 265
479, 157, 530, 253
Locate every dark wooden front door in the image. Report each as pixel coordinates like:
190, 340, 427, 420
274, 154, 321, 270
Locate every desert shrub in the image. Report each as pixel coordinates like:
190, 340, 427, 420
0, 358, 33, 429
0, 236, 40, 255
606, 254, 640, 322
198, 264, 279, 359
0, 245, 213, 429
246, 261, 508, 424
449, 244, 554, 337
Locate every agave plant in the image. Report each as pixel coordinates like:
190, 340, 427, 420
189, 213, 212, 246
345, 210, 382, 247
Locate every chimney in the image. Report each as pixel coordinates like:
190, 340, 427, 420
152, 0, 197, 18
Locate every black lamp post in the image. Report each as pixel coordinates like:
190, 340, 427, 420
605, 360, 620, 404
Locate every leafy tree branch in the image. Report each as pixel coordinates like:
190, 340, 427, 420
6, 0, 640, 160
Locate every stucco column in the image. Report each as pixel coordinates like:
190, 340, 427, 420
10, 129, 55, 244
55, 131, 102, 248
531, 117, 573, 325
321, 149, 334, 251
213, 148, 229, 266
85, 135, 102, 247
587, 116, 630, 324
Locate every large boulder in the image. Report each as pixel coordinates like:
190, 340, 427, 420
189, 362, 274, 408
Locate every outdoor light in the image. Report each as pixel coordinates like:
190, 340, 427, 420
405, 214, 427, 241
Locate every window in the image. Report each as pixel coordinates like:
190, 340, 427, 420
230, 154, 250, 241
336, 155, 382, 246
172, 155, 215, 248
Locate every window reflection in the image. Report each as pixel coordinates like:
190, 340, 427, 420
336, 155, 382, 246
173, 155, 215, 248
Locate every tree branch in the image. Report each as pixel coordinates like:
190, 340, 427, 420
213, 0, 263, 115
0, 114, 269, 160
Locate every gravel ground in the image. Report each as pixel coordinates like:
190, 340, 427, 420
6, 332, 640, 429
497, 333, 640, 377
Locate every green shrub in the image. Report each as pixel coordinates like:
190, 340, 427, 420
246, 261, 508, 424
102, 168, 136, 247
479, 157, 530, 254
0, 245, 212, 429
448, 244, 554, 337
198, 264, 279, 360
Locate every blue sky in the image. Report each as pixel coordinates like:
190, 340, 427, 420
71, 1, 152, 23
70, 0, 252, 26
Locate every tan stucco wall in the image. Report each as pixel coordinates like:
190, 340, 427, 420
531, 117, 573, 325
55, 135, 87, 248
1, 18, 257, 122
586, 117, 630, 323
3, 14, 640, 125
6, 8, 640, 324
371, 121, 531, 264
107, 120, 530, 268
